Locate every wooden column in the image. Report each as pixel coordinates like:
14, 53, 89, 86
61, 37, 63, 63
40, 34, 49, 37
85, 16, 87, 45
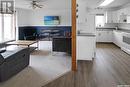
72, 0, 77, 71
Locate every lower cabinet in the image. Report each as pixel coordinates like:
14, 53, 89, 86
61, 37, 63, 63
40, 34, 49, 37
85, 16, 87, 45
113, 30, 123, 47
96, 30, 123, 48
96, 30, 113, 42
76, 36, 96, 60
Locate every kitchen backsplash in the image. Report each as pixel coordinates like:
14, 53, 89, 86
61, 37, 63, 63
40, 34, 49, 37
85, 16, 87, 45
118, 23, 130, 30
104, 23, 118, 28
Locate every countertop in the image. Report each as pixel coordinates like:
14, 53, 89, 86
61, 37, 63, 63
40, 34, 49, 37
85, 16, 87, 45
96, 27, 130, 33
77, 33, 96, 37
96, 27, 116, 29
96, 27, 116, 31
113, 29, 130, 33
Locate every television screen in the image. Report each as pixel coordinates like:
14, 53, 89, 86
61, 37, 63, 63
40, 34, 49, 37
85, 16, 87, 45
44, 16, 60, 25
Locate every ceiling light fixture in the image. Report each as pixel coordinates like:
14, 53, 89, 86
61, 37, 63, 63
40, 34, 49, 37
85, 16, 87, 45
30, 1, 43, 9
99, 0, 114, 7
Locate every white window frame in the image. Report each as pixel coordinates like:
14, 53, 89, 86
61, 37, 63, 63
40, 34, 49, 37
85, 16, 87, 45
95, 14, 105, 27
0, 13, 15, 43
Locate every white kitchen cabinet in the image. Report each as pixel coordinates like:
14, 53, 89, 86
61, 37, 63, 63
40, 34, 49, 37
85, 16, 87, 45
96, 30, 113, 42
127, 7, 130, 15
127, 16, 130, 23
105, 11, 118, 23
112, 11, 118, 23
113, 30, 123, 47
116, 7, 130, 23
105, 11, 112, 23
77, 36, 96, 60
117, 10, 122, 23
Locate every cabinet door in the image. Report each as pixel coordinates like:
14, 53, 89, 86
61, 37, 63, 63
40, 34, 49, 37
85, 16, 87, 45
96, 31, 100, 42
106, 11, 118, 23
106, 12, 113, 23
127, 7, 130, 15
113, 31, 123, 47
77, 36, 96, 60
112, 11, 118, 23
117, 10, 120, 23
96, 30, 113, 42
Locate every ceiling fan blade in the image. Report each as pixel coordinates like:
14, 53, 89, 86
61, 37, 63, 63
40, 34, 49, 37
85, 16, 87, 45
35, 4, 43, 8
28, 0, 44, 9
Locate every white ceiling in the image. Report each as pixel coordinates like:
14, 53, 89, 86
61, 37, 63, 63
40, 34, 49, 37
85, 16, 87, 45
102, 0, 130, 8
78, 0, 130, 8
15, 0, 130, 9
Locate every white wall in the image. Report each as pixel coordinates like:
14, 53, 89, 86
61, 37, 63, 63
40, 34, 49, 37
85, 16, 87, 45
16, 8, 31, 26
16, 0, 71, 26
118, 23, 130, 30
28, 9, 71, 26
16, 8, 71, 26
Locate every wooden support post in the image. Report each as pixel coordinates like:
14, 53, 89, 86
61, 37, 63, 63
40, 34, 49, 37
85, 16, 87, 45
72, 0, 77, 71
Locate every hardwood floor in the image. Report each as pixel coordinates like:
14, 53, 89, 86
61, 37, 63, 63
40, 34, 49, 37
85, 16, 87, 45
43, 44, 130, 87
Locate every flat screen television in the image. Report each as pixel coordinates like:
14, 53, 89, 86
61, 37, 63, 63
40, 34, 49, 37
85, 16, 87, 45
44, 16, 60, 25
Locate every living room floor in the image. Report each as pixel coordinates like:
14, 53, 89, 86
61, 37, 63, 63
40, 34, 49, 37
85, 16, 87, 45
0, 41, 71, 87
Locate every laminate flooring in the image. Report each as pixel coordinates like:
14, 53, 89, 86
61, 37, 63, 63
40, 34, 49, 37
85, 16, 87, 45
43, 43, 130, 87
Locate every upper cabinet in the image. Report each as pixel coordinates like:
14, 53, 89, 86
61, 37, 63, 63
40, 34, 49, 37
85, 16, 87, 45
117, 7, 130, 23
105, 6, 130, 24
105, 11, 118, 23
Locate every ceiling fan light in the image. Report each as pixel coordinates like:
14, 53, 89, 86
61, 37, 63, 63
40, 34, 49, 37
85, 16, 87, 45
99, 0, 114, 7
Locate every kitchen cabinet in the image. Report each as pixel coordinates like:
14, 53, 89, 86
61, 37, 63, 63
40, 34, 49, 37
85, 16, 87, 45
105, 11, 112, 23
117, 7, 130, 23
77, 36, 96, 60
105, 11, 118, 23
113, 30, 123, 47
104, 6, 130, 23
96, 30, 113, 42
119, 13, 127, 23
112, 11, 118, 23
127, 16, 130, 23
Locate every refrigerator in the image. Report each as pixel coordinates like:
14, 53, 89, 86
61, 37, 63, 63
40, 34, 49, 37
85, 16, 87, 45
76, 14, 96, 61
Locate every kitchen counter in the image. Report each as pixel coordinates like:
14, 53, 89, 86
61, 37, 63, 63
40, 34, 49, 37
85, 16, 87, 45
96, 27, 116, 29
77, 33, 96, 37
96, 27, 116, 31
114, 29, 130, 33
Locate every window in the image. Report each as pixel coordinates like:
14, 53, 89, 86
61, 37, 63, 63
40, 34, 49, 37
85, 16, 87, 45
0, 14, 2, 41
0, 14, 15, 42
95, 14, 105, 27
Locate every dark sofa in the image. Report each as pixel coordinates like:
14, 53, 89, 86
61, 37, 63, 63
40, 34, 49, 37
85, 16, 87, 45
0, 47, 30, 82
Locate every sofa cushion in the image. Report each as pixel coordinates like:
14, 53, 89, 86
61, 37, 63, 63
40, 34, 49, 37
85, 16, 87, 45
0, 54, 4, 65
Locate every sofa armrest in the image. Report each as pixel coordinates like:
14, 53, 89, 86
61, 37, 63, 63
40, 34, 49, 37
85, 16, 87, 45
0, 54, 4, 65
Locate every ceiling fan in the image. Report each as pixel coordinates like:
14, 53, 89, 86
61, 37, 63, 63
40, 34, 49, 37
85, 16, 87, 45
29, 0, 43, 9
